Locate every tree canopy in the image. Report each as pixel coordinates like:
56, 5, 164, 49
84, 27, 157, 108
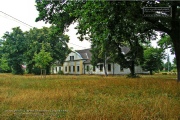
2, 27, 25, 74
36, 1, 180, 80
34, 43, 53, 69
142, 47, 165, 75
0, 26, 70, 74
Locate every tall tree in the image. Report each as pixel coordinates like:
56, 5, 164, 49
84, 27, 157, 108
164, 54, 173, 72
2, 27, 25, 74
35, 1, 180, 80
24, 26, 70, 74
34, 43, 53, 75
142, 47, 165, 75
141, 1, 180, 80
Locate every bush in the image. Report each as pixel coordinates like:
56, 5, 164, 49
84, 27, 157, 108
126, 74, 140, 78
11, 64, 24, 75
162, 72, 167, 75
32, 67, 41, 75
58, 70, 64, 75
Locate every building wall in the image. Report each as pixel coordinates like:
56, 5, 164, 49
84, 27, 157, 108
52, 63, 146, 75
61, 51, 85, 74
65, 51, 82, 61
83, 63, 131, 75
63, 60, 86, 74
52, 51, 148, 75
51, 66, 62, 74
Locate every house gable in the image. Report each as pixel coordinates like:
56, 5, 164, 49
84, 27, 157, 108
65, 51, 83, 61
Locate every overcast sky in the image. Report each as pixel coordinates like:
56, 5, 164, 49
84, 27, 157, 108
0, 0, 91, 50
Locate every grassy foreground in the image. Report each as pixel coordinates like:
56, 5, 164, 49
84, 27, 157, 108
0, 74, 180, 119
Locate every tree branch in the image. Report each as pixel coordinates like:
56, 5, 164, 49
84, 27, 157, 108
143, 17, 171, 35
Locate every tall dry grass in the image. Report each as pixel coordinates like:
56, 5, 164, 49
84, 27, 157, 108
0, 74, 179, 119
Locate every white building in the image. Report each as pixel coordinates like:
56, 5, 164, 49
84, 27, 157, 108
52, 48, 148, 75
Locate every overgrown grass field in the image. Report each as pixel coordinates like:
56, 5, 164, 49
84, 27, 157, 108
0, 74, 180, 119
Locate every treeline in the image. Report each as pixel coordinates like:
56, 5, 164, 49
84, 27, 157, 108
0, 26, 70, 74
35, 1, 179, 79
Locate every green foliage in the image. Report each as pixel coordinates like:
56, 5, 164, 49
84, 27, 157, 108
34, 44, 53, 69
58, 70, 64, 75
158, 35, 174, 54
1, 26, 70, 75
24, 27, 70, 74
2, 27, 25, 74
35, 1, 180, 80
162, 72, 168, 75
142, 47, 165, 75
32, 66, 41, 75
0, 54, 11, 73
164, 62, 172, 72
126, 73, 140, 78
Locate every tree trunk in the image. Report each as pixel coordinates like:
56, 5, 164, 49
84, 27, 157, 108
150, 70, 153, 75
104, 52, 108, 76
129, 61, 135, 77
170, 21, 180, 81
113, 62, 114, 76
172, 35, 180, 81
104, 63, 108, 76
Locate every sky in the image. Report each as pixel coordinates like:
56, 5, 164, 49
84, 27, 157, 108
0, 0, 91, 50
0, 0, 174, 62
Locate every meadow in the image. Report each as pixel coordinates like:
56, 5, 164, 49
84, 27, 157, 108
0, 74, 180, 119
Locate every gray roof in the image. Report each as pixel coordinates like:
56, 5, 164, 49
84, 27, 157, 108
75, 47, 129, 64
76, 48, 92, 63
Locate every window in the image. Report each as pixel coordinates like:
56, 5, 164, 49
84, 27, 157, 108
100, 64, 103, 71
108, 64, 111, 71
73, 66, 75, 72
70, 56, 74, 61
77, 66, 80, 72
59, 67, 61, 71
120, 66, 124, 72
69, 66, 71, 72
87, 65, 89, 71
93, 66, 95, 71
65, 66, 67, 72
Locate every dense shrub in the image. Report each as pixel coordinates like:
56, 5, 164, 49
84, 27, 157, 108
32, 67, 41, 75
58, 70, 64, 75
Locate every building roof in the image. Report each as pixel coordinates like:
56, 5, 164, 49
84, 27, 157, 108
75, 47, 130, 64
76, 48, 92, 64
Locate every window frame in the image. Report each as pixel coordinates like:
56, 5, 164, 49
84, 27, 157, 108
65, 66, 67, 72
87, 65, 89, 72
108, 64, 111, 72
69, 66, 71, 72
73, 66, 75, 72
100, 64, 103, 72
70, 56, 74, 61
77, 66, 80, 72
120, 66, 124, 72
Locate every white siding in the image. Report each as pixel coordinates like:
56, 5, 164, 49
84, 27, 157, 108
51, 66, 62, 74
52, 51, 148, 75
84, 64, 94, 74
65, 52, 82, 61
93, 63, 131, 75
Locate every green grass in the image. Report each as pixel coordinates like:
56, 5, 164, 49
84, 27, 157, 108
0, 74, 180, 119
